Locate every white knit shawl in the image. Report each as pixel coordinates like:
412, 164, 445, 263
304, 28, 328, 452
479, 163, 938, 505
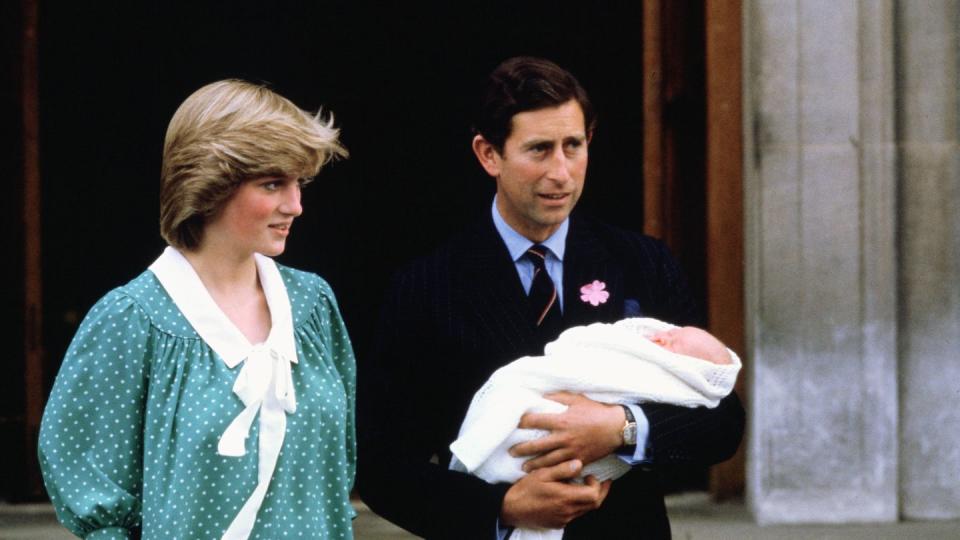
449, 317, 741, 540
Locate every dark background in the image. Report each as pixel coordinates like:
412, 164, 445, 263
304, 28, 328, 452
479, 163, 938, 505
38, 0, 651, 375
4, 0, 710, 502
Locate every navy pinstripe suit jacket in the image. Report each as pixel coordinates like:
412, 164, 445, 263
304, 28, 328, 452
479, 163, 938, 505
357, 213, 744, 539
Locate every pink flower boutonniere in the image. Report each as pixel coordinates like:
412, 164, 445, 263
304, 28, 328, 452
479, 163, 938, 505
579, 280, 610, 306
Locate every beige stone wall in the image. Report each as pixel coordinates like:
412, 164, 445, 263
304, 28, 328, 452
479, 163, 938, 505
742, 0, 960, 523
897, 0, 960, 521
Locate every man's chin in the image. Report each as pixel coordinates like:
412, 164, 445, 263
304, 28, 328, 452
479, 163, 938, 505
534, 209, 572, 226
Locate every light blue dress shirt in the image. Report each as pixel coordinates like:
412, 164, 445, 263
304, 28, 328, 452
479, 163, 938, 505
491, 198, 568, 309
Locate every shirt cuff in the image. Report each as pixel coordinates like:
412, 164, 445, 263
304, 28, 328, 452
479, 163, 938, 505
85, 527, 131, 540
616, 403, 650, 464
496, 518, 513, 540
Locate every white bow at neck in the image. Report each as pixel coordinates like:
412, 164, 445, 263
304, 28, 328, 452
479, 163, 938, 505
148, 246, 299, 540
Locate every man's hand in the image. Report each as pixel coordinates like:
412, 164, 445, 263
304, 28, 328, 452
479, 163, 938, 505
500, 459, 612, 529
510, 392, 625, 472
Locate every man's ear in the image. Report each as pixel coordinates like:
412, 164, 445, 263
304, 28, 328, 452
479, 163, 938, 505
471, 134, 502, 178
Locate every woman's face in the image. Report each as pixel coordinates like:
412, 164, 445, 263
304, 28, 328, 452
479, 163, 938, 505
204, 175, 303, 257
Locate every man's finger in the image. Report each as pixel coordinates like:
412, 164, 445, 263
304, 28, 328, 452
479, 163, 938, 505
535, 459, 582, 482
579, 476, 612, 508
564, 477, 603, 510
599, 479, 613, 499
582, 475, 612, 494
521, 448, 570, 472
542, 391, 579, 404
517, 411, 562, 431
509, 433, 561, 457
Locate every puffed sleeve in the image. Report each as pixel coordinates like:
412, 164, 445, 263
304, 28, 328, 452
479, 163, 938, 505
318, 281, 357, 491
38, 290, 151, 539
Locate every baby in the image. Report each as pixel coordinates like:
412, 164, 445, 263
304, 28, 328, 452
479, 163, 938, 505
449, 317, 741, 540
649, 324, 734, 365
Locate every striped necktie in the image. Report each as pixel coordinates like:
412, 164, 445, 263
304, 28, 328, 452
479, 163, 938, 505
525, 244, 561, 327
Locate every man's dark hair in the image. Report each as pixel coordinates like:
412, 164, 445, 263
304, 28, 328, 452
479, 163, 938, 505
473, 56, 596, 153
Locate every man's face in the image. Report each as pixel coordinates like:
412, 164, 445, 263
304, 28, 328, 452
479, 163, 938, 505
474, 99, 589, 242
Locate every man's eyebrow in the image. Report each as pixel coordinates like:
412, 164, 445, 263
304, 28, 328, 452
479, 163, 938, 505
519, 138, 555, 150
519, 133, 587, 150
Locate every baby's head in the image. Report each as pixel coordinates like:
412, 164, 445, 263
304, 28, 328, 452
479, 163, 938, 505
650, 326, 732, 365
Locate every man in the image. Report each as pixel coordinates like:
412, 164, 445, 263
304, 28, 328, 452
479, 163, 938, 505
357, 56, 744, 539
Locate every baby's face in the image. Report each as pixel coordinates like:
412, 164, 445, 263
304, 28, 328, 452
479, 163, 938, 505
650, 327, 732, 364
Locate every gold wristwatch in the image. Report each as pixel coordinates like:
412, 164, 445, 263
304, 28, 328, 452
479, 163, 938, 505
620, 404, 637, 447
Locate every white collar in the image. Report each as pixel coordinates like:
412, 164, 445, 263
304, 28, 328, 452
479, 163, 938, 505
149, 246, 300, 540
491, 196, 568, 262
148, 246, 298, 368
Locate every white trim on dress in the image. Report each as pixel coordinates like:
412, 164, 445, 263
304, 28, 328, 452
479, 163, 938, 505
149, 246, 299, 540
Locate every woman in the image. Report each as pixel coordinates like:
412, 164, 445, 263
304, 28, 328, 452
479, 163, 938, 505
38, 80, 354, 539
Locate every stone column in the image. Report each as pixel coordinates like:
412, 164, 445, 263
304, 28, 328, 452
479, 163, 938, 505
743, 0, 898, 523
897, 0, 960, 520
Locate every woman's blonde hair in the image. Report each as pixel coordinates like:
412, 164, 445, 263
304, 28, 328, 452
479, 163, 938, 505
160, 79, 348, 250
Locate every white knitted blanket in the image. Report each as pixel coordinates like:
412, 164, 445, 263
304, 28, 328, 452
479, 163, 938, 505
448, 317, 741, 540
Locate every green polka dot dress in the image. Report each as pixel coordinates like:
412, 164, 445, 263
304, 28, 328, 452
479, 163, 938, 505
38, 249, 356, 539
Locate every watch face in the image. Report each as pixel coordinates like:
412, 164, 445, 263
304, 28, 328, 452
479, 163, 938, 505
623, 423, 637, 445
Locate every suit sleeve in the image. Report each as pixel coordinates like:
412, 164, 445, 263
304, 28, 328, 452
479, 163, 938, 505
633, 237, 746, 467
357, 266, 510, 539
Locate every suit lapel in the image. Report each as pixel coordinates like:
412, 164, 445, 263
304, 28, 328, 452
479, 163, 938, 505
562, 216, 624, 327
459, 218, 538, 358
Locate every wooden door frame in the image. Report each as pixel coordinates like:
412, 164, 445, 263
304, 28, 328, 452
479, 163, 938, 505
15, 0, 46, 501
704, 0, 745, 499
643, 0, 745, 498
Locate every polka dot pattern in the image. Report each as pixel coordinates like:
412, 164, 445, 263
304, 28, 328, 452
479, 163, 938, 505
38, 265, 356, 539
